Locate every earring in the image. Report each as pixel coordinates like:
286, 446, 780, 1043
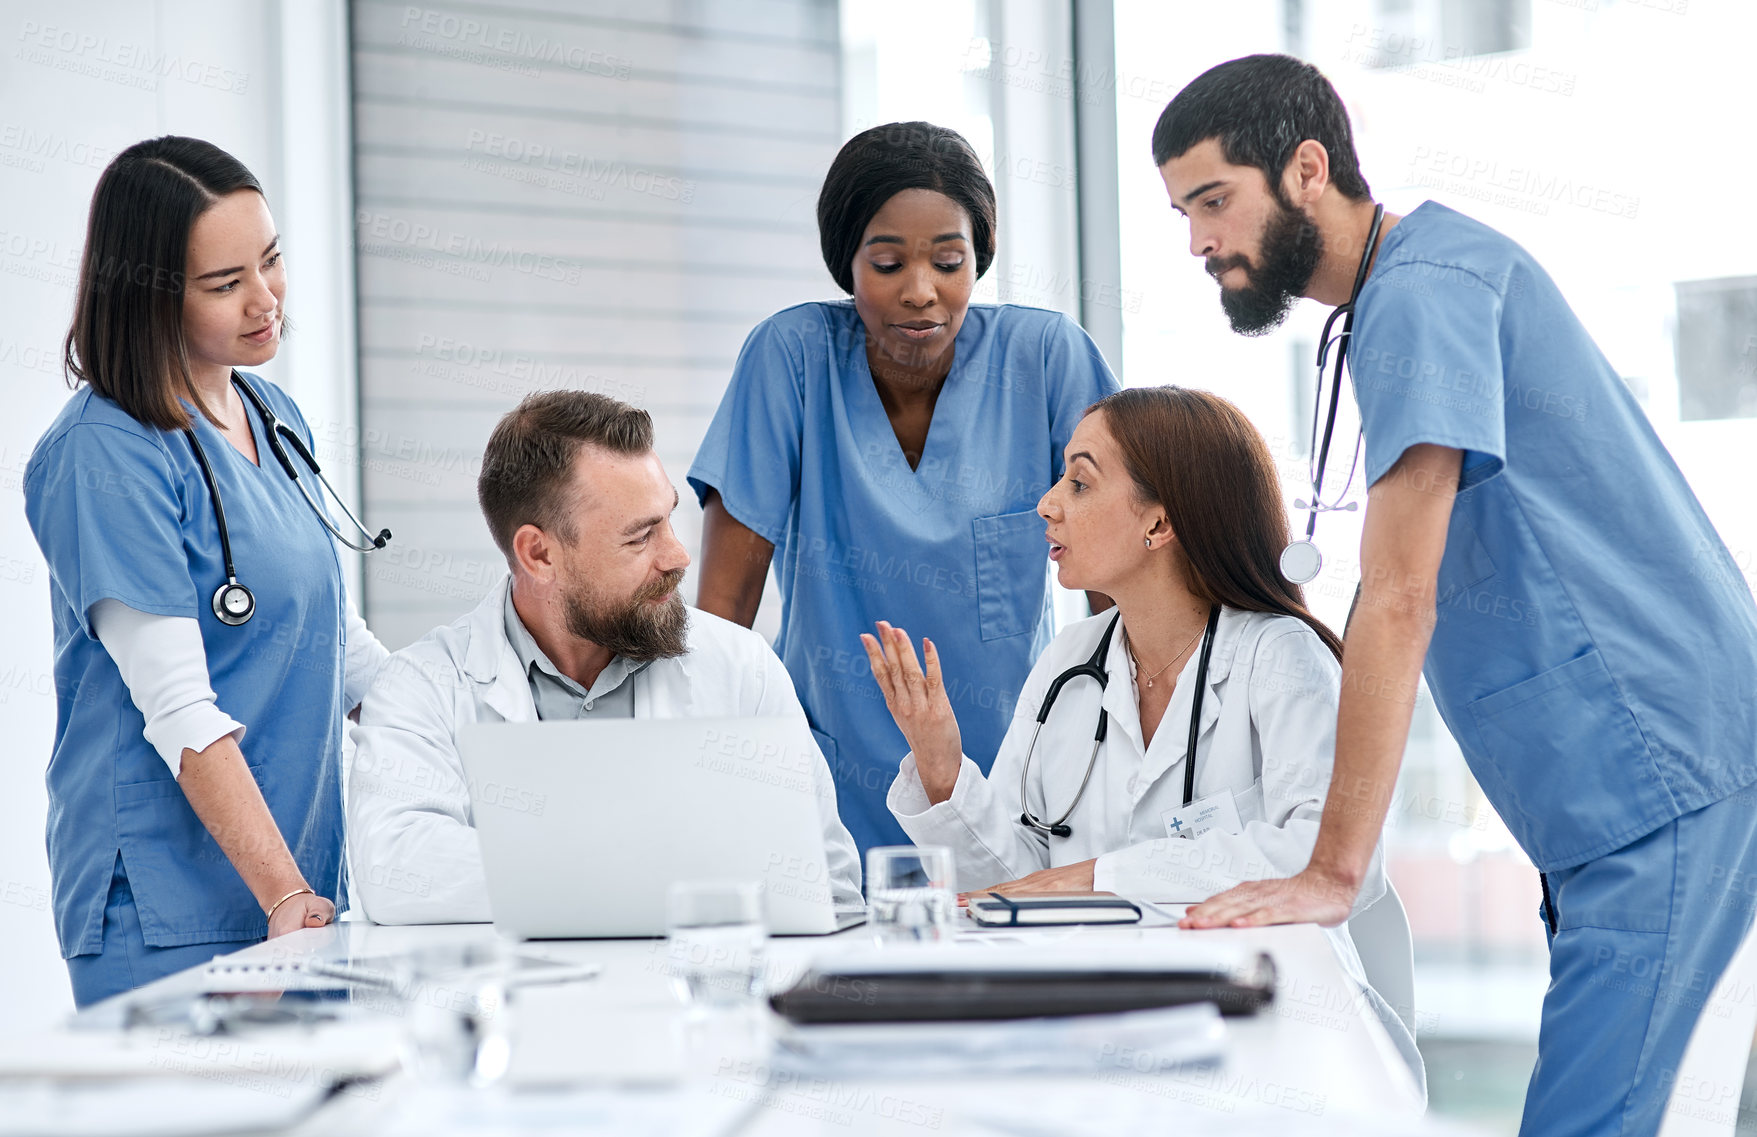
1144, 539, 1152, 549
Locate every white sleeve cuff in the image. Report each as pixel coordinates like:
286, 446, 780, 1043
91, 598, 245, 777
1092, 851, 1119, 894
886, 752, 980, 820
342, 593, 389, 710
145, 705, 245, 779
886, 753, 933, 817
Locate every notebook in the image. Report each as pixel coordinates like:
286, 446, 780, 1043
968, 891, 1143, 927
201, 948, 599, 993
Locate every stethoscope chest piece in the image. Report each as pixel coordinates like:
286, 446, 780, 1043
1279, 540, 1323, 586
212, 581, 256, 626
185, 371, 392, 633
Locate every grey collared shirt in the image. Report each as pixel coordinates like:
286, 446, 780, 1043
503, 589, 648, 720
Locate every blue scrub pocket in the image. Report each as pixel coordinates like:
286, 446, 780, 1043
972, 509, 1049, 642
113, 777, 267, 948
1466, 648, 1663, 869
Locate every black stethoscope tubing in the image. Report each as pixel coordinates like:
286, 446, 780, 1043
1280, 202, 1386, 586
1018, 606, 1221, 838
184, 371, 391, 626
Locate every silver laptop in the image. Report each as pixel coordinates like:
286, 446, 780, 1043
457, 716, 864, 938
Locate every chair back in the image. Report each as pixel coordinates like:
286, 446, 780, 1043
1348, 881, 1417, 1037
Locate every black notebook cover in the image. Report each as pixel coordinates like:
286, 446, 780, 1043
770, 952, 1278, 1023
968, 892, 1143, 927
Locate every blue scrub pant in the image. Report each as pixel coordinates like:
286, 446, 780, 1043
66, 858, 258, 1009
1521, 789, 1757, 1136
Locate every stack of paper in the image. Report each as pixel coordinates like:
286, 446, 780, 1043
774, 1002, 1227, 1079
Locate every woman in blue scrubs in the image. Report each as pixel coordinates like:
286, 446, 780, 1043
689, 122, 1120, 855
25, 137, 387, 1006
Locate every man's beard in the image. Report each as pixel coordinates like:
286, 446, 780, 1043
563, 568, 690, 662
1207, 196, 1325, 336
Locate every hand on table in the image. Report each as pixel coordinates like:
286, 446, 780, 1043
267, 892, 335, 938
859, 622, 963, 803
1178, 867, 1357, 930
970, 859, 1098, 901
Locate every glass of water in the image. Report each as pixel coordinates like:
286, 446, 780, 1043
866, 845, 956, 942
666, 880, 766, 1011
391, 940, 516, 1088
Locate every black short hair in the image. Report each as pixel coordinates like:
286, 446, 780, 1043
477, 390, 653, 559
1151, 54, 1371, 204
816, 122, 996, 294
64, 136, 283, 431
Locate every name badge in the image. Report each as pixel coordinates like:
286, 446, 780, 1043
1161, 791, 1243, 841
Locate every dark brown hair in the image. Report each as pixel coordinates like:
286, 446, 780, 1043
1090, 386, 1343, 661
817, 122, 997, 294
477, 390, 654, 558
1152, 54, 1372, 205
64, 136, 278, 431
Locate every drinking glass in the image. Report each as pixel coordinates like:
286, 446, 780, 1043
392, 939, 516, 1088
666, 881, 767, 1010
866, 845, 956, 942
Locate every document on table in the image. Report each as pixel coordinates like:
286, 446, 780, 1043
0, 1077, 333, 1137
959, 1085, 1464, 1136
378, 1084, 758, 1137
803, 935, 1260, 975
0, 1020, 404, 1082
202, 949, 602, 992
774, 1002, 1226, 1078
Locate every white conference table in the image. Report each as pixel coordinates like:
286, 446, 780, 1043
8, 914, 1449, 1136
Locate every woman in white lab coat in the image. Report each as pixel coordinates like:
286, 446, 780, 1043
864, 387, 1423, 1089
864, 384, 1372, 905
864, 386, 1370, 913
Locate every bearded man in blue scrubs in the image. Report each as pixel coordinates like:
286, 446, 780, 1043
1156, 55, 1757, 1136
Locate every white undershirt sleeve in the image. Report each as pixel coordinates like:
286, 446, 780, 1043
342, 592, 390, 711
90, 598, 245, 779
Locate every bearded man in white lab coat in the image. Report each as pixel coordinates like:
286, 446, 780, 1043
347, 390, 861, 924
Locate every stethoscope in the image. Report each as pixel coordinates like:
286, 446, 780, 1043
1279, 202, 1385, 586
1018, 606, 1221, 838
183, 371, 391, 626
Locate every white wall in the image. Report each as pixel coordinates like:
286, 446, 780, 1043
0, 0, 357, 1033
349, 0, 844, 650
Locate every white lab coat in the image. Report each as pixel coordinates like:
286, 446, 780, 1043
890, 606, 1423, 1096
890, 606, 1385, 906
347, 576, 862, 924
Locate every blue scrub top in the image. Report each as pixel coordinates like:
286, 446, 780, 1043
1352, 202, 1757, 871
688, 301, 1119, 854
24, 376, 348, 957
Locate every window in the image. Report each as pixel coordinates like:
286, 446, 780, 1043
1113, 0, 1756, 1121
1676, 276, 1757, 422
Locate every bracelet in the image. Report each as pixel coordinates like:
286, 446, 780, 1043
266, 887, 314, 921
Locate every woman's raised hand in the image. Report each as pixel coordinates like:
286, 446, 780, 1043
860, 622, 963, 804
